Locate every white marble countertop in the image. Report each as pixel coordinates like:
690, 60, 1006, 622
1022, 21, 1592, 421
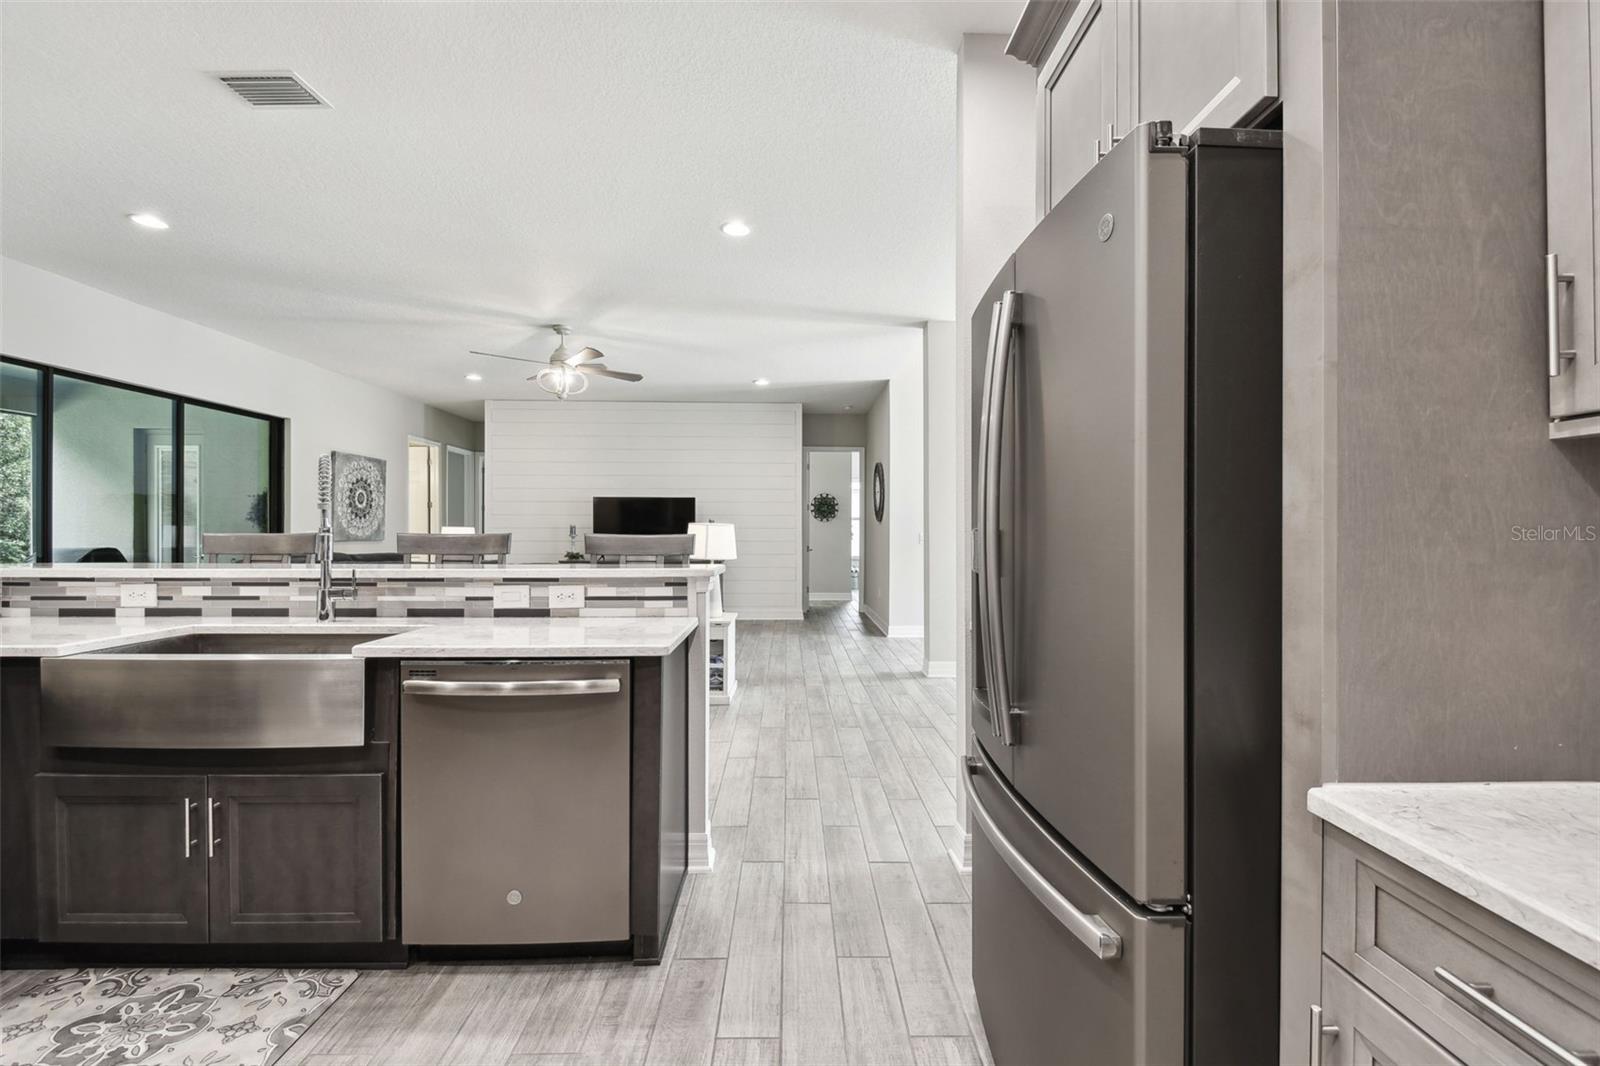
1309, 782, 1600, 967
0, 614, 696, 659
351, 617, 698, 658
1, 562, 722, 581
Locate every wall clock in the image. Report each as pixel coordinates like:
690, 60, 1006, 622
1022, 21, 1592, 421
872, 462, 885, 522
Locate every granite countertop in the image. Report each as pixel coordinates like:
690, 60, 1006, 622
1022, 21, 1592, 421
0, 562, 723, 581
1309, 782, 1600, 967
0, 614, 697, 659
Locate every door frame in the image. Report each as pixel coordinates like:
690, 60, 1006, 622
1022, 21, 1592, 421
407, 436, 442, 534
801, 446, 865, 612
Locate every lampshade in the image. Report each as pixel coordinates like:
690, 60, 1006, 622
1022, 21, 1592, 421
688, 521, 737, 561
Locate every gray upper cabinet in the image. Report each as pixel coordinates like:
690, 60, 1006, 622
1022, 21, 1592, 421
1544, 0, 1600, 436
1128, 0, 1278, 135
1021, 0, 1279, 217
1038, 0, 1114, 215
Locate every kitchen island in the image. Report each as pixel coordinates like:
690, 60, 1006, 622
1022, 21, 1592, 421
0, 573, 703, 966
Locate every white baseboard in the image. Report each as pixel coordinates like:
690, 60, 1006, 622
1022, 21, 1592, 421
924, 660, 956, 677
859, 603, 888, 635
807, 593, 854, 605
688, 832, 715, 873
887, 625, 924, 639
948, 830, 972, 874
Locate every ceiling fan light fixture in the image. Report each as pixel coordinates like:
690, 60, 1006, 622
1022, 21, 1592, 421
721, 219, 752, 238
534, 363, 589, 399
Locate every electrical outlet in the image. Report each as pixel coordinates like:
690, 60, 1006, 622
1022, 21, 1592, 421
493, 585, 530, 609
549, 585, 585, 609
119, 584, 157, 608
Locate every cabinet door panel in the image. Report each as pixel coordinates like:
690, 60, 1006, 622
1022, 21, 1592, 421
1321, 959, 1462, 1066
1133, 0, 1278, 135
1043, 0, 1113, 212
35, 774, 208, 943
208, 774, 382, 943
1546, 0, 1600, 421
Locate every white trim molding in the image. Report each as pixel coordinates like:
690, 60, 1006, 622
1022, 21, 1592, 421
859, 602, 889, 635
924, 660, 957, 678
688, 832, 716, 873
887, 625, 924, 639
948, 830, 972, 874
807, 593, 855, 605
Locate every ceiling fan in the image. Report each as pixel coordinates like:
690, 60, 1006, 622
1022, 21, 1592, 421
471, 325, 644, 399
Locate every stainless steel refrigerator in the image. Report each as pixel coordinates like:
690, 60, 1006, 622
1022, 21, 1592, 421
967, 123, 1282, 1066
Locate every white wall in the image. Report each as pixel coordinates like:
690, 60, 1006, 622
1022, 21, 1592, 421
805, 450, 854, 602
485, 400, 803, 620
955, 35, 1037, 847
859, 350, 925, 638
0, 258, 444, 550
923, 321, 960, 676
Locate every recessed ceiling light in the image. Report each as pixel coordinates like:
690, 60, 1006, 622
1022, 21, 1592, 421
843, 404, 852, 411
721, 220, 752, 238
465, 372, 483, 382
752, 378, 770, 387
128, 213, 169, 230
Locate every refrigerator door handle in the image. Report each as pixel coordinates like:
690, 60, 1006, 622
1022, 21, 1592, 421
980, 291, 1020, 745
963, 755, 1122, 960
975, 297, 1003, 737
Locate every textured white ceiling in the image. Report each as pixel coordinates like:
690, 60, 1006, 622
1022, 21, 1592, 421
0, 1, 1021, 416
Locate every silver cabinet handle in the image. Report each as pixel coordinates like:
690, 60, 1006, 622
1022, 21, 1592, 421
182, 798, 193, 859
1309, 1004, 1339, 1066
961, 755, 1121, 960
1434, 966, 1599, 1066
207, 798, 219, 858
980, 291, 1020, 746
1548, 253, 1579, 378
402, 678, 622, 697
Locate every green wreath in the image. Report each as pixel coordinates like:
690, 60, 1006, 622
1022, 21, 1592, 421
810, 492, 840, 522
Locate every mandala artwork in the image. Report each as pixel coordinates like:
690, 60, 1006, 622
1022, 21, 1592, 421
331, 451, 386, 541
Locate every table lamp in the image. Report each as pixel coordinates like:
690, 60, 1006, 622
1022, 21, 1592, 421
688, 520, 737, 617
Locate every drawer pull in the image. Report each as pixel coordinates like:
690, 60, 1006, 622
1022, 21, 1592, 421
1434, 966, 1599, 1066
1308, 1004, 1339, 1066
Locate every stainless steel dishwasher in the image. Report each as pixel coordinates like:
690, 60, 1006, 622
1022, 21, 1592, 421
400, 659, 630, 946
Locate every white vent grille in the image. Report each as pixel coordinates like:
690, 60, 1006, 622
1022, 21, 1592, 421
215, 71, 329, 109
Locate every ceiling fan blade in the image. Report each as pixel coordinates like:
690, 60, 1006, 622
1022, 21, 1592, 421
577, 365, 644, 382
564, 346, 605, 366
470, 350, 543, 364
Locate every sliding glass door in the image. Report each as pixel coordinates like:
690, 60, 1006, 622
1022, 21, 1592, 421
0, 357, 284, 562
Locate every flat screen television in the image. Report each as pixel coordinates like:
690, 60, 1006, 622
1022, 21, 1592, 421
591, 497, 696, 536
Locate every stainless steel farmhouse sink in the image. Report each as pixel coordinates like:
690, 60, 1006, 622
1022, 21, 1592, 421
39, 631, 391, 749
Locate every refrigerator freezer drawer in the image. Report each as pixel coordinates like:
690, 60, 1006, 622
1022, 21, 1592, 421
967, 747, 1186, 1066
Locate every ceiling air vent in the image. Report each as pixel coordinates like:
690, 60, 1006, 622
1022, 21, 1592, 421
214, 71, 329, 109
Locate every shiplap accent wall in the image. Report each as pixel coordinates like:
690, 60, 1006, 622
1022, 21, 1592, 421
485, 401, 803, 620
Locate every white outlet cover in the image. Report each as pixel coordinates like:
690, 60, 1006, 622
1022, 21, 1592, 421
492, 585, 530, 608
119, 584, 157, 607
549, 585, 585, 609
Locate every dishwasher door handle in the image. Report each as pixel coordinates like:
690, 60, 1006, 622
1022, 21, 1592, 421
402, 678, 622, 697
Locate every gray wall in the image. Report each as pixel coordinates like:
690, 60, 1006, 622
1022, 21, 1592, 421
1281, 1, 1600, 1054
422, 405, 484, 452
1331, 0, 1600, 783
802, 412, 868, 448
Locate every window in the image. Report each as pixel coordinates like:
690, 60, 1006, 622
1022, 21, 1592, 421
0, 362, 44, 563
0, 357, 285, 562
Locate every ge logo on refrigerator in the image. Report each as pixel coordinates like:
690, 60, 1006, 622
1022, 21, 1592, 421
1097, 213, 1115, 242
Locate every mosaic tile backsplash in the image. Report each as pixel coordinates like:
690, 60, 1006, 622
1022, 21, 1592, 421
0, 575, 692, 620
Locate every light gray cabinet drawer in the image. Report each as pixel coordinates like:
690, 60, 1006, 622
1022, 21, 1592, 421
1321, 957, 1462, 1066
1324, 827, 1600, 1065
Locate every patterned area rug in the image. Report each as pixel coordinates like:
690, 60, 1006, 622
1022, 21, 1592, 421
0, 968, 356, 1066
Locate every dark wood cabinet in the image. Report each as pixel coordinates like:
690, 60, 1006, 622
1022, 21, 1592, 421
34, 772, 381, 945
208, 774, 382, 943
35, 774, 209, 943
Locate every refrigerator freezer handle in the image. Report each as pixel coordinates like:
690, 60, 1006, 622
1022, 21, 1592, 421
980, 291, 1020, 746
962, 755, 1121, 960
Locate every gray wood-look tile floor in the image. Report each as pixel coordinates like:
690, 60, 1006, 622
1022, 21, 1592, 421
280, 601, 988, 1066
